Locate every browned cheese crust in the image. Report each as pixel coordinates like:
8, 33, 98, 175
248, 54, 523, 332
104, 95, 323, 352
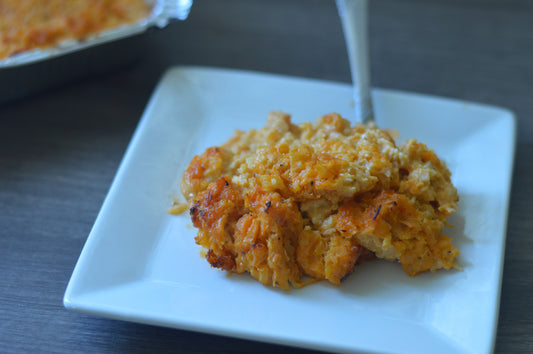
180, 112, 460, 290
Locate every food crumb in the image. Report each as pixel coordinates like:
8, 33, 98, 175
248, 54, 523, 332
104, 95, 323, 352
167, 202, 189, 215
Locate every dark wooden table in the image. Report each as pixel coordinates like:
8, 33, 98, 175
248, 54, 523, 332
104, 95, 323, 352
1, 0, 532, 352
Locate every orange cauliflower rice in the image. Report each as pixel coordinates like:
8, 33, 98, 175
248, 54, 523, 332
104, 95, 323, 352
175, 111, 460, 290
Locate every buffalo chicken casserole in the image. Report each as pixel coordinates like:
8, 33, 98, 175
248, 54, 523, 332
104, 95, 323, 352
0, 0, 151, 59
177, 112, 460, 290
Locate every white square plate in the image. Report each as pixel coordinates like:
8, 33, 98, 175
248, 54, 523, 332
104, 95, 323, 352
64, 66, 515, 354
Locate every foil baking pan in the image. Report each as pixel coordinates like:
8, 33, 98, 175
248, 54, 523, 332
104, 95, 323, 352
0, 0, 193, 104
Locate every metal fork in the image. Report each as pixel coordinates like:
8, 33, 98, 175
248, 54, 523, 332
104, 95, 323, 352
336, 0, 375, 124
